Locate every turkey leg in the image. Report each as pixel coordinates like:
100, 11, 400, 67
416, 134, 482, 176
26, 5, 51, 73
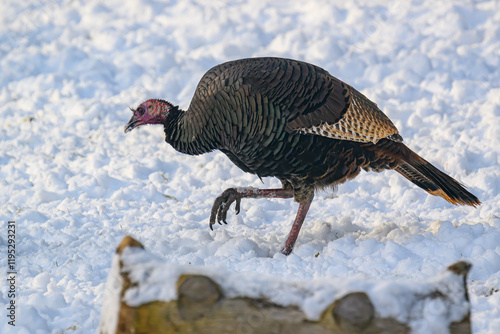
209, 187, 313, 255
281, 195, 313, 255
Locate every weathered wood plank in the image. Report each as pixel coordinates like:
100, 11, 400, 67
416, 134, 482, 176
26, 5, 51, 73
100, 236, 471, 334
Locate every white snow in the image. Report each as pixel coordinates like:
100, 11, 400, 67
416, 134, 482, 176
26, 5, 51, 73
0, 0, 499, 333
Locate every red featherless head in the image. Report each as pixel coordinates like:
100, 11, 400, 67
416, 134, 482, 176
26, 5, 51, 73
124, 99, 176, 133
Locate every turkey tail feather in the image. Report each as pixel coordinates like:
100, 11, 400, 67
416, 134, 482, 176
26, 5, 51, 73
394, 147, 480, 207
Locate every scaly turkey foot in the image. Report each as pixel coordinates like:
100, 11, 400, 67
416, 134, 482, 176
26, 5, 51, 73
209, 188, 242, 230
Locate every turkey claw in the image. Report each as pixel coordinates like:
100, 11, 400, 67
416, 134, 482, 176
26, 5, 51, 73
209, 188, 242, 230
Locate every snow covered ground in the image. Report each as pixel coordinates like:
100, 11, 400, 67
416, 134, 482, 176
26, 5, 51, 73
0, 0, 498, 333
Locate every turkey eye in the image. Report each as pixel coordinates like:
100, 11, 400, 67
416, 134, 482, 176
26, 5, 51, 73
137, 107, 145, 115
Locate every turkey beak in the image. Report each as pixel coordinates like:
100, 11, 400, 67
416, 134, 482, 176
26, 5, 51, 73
124, 115, 139, 133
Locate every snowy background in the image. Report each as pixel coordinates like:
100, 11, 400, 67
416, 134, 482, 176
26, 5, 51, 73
0, 0, 499, 333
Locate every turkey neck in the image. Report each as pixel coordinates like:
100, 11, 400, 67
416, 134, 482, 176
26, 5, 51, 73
163, 106, 218, 155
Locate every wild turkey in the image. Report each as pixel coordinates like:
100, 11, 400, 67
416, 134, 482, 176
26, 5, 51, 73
125, 57, 480, 255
